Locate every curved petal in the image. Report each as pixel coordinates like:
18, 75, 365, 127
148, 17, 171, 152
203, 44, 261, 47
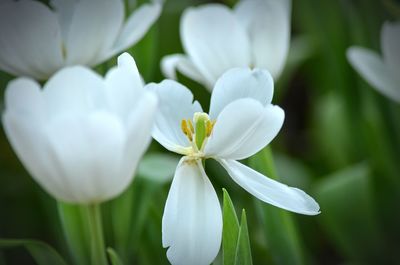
381, 21, 400, 73
205, 99, 284, 160
42, 66, 106, 119
146, 80, 202, 154
2, 112, 70, 201
209, 67, 274, 119
161, 54, 207, 85
163, 158, 222, 265
219, 159, 320, 215
63, 0, 124, 66
107, 2, 162, 60
120, 91, 158, 190
50, 0, 78, 43
4, 78, 45, 122
105, 53, 144, 121
181, 4, 251, 89
347, 47, 400, 103
234, 0, 291, 79
45, 111, 126, 203
0, 0, 63, 79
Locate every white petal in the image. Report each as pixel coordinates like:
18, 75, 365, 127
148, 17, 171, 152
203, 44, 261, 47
45, 111, 126, 203
161, 54, 207, 85
209, 67, 274, 119
181, 4, 251, 89
121, 91, 158, 188
0, 0, 63, 79
105, 53, 144, 121
2, 112, 70, 201
205, 99, 284, 160
64, 0, 124, 66
50, 0, 78, 43
107, 2, 162, 60
347, 47, 400, 103
147, 80, 202, 154
219, 159, 320, 215
42, 66, 106, 118
235, 0, 291, 79
4, 78, 44, 121
381, 21, 400, 72
163, 158, 222, 265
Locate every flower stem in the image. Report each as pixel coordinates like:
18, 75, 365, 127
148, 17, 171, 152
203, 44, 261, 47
85, 204, 108, 265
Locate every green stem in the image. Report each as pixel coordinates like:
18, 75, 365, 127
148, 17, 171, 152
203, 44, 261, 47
259, 146, 279, 179
85, 204, 108, 265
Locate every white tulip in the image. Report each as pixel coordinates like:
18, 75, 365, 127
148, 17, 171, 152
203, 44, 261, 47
347, 21, 400, 103
147, 68, 320, 265
2, 53, 158, 204
0, 0, 161, 80
161, 0, 291, 90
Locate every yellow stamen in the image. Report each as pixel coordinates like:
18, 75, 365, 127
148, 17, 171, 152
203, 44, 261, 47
188, 119, 194, 133
206, 120, 216, 137
181, 119, 193, 141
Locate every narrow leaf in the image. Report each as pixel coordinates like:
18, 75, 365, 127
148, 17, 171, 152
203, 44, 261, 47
107, 248, 124, 265
234, 210, 253, 265
57, 202, 90, 265
0, 239, 69, 265
111, 177, 163, 264
222, 189, 240, 265
315, 163, 389, 264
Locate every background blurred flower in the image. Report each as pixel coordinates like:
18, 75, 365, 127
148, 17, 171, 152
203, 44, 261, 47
147, 68, 320, 265
161, 0, 291, 90
347, 21, 400, 103
2, 53, 158, 203
0, 0, 161, 80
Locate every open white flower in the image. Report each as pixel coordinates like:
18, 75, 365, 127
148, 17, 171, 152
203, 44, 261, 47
0, 0, 161, 80
161, 0, 291, 90
347, 21, 400, 103
147, 68, 320, 265
2, 53, 158, 204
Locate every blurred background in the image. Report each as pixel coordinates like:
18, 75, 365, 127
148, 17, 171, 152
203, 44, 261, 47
1, 0, 399, 264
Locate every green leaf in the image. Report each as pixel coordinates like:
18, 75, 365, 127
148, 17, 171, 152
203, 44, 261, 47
315, 163, 390, 264
107, 248, 124, 265
57, 202, 90, 265
111, 177, 165, 264
0, 239, 69, 265
137, 153, 179, 183
234, 210, 253, 265
249, 147, 305, 265
222, 189, 240, 265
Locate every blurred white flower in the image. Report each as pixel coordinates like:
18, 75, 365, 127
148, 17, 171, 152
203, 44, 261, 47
161, 0, 291, 90
0, 0, 161, 80
347, 21, 400, 103
147, 68, 320, 265
2, 53, 158, 204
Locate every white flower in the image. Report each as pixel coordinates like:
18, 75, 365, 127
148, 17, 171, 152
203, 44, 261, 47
2, 53, 158, 204
347, 21, 400, 103
161, 0, 291, 90
0, 0, 161, 80
147, 68, 320, 265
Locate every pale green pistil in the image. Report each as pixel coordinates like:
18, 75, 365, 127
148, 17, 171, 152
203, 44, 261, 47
181, 112, 215, 151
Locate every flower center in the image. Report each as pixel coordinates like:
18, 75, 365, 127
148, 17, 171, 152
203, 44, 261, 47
181, 112, 215, 152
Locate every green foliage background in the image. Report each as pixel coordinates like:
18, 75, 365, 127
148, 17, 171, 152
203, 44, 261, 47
0, 0, 399, 264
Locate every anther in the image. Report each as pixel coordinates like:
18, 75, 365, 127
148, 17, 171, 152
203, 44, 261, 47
206, 120, 216, 137
188, 119, 194, 133
181, 119, 193, 141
